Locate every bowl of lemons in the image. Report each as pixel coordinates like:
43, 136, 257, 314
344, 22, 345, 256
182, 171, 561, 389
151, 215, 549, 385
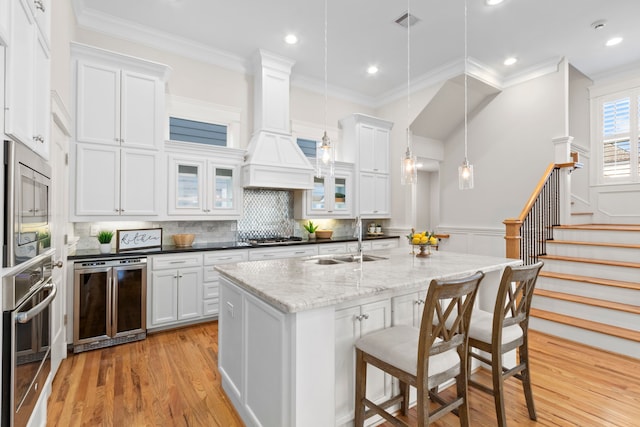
407, 229, 438, 257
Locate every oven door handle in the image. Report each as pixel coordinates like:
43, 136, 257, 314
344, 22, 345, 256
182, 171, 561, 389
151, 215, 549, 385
16, 281, 57, 324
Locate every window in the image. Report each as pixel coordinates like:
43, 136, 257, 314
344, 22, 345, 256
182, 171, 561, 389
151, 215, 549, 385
170, 117, 227, 147
597, 90, 640, 182
296, 138, 317, 158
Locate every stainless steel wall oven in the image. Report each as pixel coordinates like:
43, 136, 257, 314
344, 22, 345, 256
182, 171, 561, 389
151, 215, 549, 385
2, 255, 56, 427
73, 256, 147, 353
3, 140, 52, 267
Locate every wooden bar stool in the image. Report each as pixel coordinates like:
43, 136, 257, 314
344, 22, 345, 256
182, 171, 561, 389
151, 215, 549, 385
354, 271, 485, 426
467, 261, 543, 427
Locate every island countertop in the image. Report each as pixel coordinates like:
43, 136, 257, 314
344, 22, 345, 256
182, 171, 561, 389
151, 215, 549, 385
215, 248, 521, 313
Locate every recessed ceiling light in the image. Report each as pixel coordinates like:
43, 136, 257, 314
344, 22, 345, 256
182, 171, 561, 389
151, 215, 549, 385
504, 57, 518, 66
486, 0, 505, 5
284, 34, 298, 45
606, 37, 623, 47
367, 65, 379, 75
591, 19, 607, 30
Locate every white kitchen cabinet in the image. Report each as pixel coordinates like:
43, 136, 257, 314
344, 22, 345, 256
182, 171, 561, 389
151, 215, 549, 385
359, 172, 390, 217
371, 238, 398, 251
392, 291, 426, 328
335, 298, 393, 426
358, 124, 390, 174
149, 253, 203, 329
248, 245, 317, 261
32, 32, 50, 158
339, 114, 393, 219
166, 144, 244, 219
202, 249, 248, 317
74, 143, 159, 217
4, 0, 51, 158
75, 57, 165, 150
346, 241, 372, 253
318, 242, 348, 255
294, 162, 354, 219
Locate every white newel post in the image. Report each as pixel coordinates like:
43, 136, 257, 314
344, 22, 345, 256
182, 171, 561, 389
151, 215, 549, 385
553, 136, 574, 226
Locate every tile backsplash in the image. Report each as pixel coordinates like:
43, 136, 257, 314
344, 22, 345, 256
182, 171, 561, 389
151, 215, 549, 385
73, 220, 238, 250
73, 189, 379, 249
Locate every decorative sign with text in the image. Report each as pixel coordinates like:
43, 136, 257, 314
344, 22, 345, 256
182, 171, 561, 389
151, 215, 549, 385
117, 228, 163, 252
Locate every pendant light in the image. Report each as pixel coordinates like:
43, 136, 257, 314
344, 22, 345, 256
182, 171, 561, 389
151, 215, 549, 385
401, 0, 417, 186
316, 0, 335, 178
458, 0, 474, 190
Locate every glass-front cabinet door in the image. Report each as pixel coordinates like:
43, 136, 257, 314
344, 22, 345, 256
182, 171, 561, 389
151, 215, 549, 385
168, 155, 206, 215
298, 162, 354, 218
212, 167, 234, 210
311, 177, 327, 211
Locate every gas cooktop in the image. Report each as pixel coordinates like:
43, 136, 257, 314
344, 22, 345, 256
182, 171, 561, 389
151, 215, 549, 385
247, 236, 304, 246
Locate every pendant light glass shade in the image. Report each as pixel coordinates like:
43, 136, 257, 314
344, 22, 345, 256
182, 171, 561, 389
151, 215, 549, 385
458, 159, 474, 189
401, 130, 417, 185
316, 131, 335, 178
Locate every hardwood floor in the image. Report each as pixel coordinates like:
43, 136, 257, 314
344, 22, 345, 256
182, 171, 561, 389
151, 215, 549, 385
47, 322, 640, 427
47, 323, 242, 427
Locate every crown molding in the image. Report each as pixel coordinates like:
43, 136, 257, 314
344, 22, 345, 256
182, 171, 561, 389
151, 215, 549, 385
500, 57, 562, 88
73, 2, 250, 74
71, 1, 566, 109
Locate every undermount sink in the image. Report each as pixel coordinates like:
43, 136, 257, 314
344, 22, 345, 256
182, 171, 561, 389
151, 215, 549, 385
310, 254, 387, 265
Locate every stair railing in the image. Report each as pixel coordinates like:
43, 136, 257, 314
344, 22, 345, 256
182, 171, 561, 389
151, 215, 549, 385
504, 161, 579, 264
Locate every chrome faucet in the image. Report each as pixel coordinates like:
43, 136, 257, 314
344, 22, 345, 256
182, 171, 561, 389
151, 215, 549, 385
353, 216, 363, 261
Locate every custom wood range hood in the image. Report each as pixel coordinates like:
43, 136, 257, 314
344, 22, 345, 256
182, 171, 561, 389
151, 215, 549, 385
242, 50, 315, 190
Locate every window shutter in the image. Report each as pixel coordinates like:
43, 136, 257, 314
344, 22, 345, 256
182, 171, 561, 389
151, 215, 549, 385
170, 117, 227, 146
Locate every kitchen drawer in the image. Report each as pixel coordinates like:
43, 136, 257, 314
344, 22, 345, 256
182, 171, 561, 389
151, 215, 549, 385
371, 239, 398, 250
203, 282, 219, 299
203, 249, 248, 265
203, 298, 219, 316
346, 241, 372, 252
152, 253, 202, 270
203, 265, 220, 282
249, 245, 317, 261
318, 243, 348, 255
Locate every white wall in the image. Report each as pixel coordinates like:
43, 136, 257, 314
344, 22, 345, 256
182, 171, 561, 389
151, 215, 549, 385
437, 68, 567, 255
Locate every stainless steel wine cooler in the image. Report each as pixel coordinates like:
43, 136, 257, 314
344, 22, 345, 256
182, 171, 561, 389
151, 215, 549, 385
73, 256, 147, 353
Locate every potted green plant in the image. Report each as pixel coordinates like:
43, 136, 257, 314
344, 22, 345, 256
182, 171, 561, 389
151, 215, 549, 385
335, 192, 346, 203
303, 221, 319, 239
97, 230, 114, 254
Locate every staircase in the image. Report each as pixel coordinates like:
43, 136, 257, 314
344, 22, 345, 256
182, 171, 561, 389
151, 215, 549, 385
530, 224, 640, 359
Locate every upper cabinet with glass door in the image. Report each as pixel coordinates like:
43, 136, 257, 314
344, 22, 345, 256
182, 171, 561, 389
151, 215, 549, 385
294, 162, 354, 218
166, 143, 244, 219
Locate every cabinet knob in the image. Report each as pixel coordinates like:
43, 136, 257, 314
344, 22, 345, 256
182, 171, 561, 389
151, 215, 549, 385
53, 260, 64, 268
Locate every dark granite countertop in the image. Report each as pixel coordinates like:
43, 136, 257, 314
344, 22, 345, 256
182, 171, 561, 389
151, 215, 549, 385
68, 235, 400, 260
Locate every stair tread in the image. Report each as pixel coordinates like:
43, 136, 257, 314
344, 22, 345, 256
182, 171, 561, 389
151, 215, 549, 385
530, 308, 640, 342
539, 254, 640, 269
547, 240, 640, 250
534, 289, 640, 314
555, 224, 640, 232
539, 271, 640, 291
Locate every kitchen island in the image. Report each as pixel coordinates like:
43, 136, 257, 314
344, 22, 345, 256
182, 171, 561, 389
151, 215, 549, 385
215, 248, 520, 427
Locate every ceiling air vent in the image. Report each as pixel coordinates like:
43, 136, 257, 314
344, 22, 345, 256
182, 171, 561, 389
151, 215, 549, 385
395, 12, 419, 28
